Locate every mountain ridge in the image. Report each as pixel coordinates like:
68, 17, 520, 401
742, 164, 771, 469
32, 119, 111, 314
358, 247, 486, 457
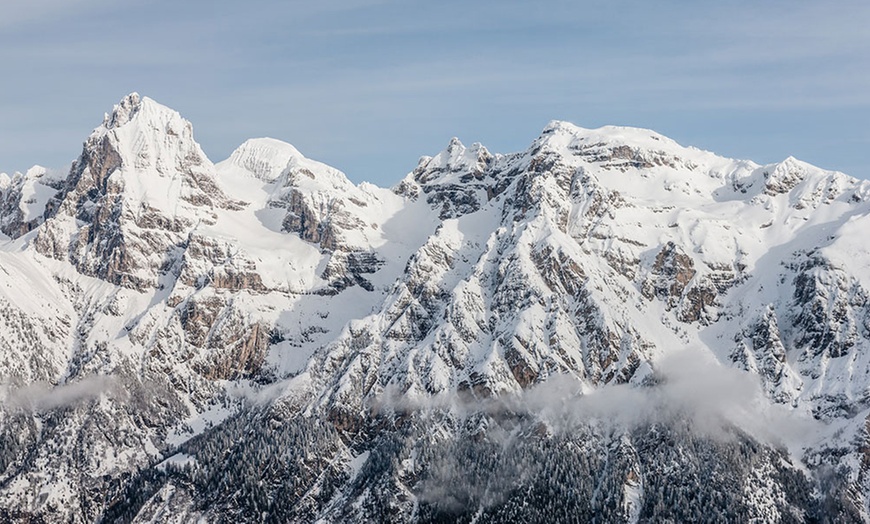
1, 94, 870, 522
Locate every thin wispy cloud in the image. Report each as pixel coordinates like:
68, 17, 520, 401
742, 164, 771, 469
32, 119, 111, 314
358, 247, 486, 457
0, 0, 113, 28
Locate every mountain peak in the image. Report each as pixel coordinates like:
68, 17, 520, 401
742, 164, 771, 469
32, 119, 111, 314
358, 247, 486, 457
87, 93, 200, 170
102, 92, 177, 131
29, 93, 239, 289
423, 137, 492, 175
103, 92, 144, 129
98, 93, 192, 143
219, 137, 304, 183
541, 119, 580, 134
762, 156, 819, 195
539, 120, 682, 152
6, 94, 870, 522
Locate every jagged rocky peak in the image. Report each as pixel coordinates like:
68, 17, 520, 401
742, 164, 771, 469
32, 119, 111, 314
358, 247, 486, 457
763, 156, 812, 195
94, 93, 207, 178
250, 149, 385, 252
103, 91, 145, 129
7, 94, 870, 522
32, 93, 240, 290
396, 137, 506, 219
102, 92, 192, 138
754, 155, 869, 211
97, 93, 214, 184
61, 91, 236, 211
414, 136, 494, 182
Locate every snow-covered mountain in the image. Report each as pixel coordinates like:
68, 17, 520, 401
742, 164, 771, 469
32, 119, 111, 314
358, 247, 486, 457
2, 93, 870, 522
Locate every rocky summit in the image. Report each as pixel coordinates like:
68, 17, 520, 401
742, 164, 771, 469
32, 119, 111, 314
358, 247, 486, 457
2, 94, 870, 522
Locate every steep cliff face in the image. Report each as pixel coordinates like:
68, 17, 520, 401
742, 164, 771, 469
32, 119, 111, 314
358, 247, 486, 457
396, 137, 504, 219
0, 166, 65, 239
2, 96, 870, 522
31, 93, 242, 291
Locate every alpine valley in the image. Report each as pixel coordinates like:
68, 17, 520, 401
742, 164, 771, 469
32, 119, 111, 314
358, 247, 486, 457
2, 93, 870, 523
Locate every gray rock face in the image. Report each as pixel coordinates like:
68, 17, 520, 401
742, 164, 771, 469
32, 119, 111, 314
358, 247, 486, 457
645, 241, 719, 324
33, 93, 241, 291
731, 305, 802, 405
397, 137, 509, 219
0, 167, 65, 238
3, 98, 870, 522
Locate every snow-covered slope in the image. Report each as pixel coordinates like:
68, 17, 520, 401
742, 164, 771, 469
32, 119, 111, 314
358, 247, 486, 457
2, 96, 870, 523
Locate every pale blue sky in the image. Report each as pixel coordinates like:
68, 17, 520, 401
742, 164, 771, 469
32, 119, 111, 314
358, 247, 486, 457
1, 0, 868, 184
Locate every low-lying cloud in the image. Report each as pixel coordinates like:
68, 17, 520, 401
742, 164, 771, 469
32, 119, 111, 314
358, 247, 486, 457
374, 348, 821, 449
370, 348, 831, 515
1, 375, 123, 412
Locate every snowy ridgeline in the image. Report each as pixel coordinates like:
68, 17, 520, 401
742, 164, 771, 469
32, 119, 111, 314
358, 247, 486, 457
1, 93, 870, 522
